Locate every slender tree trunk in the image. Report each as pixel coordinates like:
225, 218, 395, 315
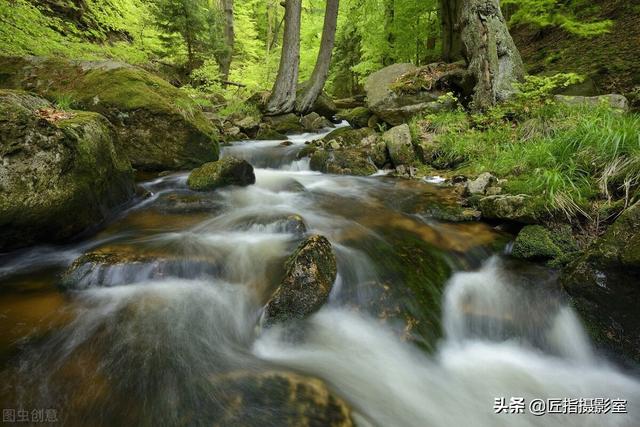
266, 0, 302, 116
220, 0, 235, 81
458, 0, 524, 110
296, 0, 339, 114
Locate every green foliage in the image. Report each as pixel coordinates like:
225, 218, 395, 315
503, 0, 613, 37
53, 94, 77, 111
419, 96, 640, 221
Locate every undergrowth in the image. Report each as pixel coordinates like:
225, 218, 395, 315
414, 74, 640, 221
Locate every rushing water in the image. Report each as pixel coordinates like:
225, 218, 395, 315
1, 126, 639, 426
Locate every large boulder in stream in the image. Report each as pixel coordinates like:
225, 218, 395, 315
263, 235, 337, 326
0, 90, 135, 251
561, 202, 640, 362
208, 371, 353, 426
187, 157, 255, 191
310, 149, 378, 176
382, 124, 417, 167
0, 56, 219, 171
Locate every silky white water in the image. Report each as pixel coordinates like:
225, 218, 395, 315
1, 125, 638, 426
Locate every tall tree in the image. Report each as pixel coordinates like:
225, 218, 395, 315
219, 0, 235, 81
440, 0, 463, 62
441, 0, 524, 110
266, 0, 302, 115
296, 0, 339, 113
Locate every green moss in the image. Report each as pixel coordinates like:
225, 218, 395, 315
512, 225, 561, 261
187, 157, 255, 191
337, 107, 372, 128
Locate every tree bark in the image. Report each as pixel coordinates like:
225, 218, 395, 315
266, 0, 302, 116
458, 0, 524, 110
220, 0, 235, 82
296, 0, 339, 114
440, 0, 463, 62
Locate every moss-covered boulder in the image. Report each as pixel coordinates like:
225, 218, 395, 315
263, 235, 337, 326
337, 107, 373, 129
477, 194, 543, 224
0, 90, 134, 251
382, 124, 417, 167
60, 245, 222, 290
262, 113, 304, 134
310, 148, 378, 176
318, 126, 376, 147
187, 157, 255, 191
512, 225, 577, 265
208, 371, 353, 426
561, 203, 640, 362
0, 56, 219, 171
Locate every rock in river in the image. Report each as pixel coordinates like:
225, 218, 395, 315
188, 157, 255, 191
263, 235, 337, 326
0, 89, 135, 251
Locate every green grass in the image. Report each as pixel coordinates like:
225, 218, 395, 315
415, 104, 640, 220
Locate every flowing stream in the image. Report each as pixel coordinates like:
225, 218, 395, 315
0, 126, 639, 426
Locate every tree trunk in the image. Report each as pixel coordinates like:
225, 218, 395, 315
220, 0, 235, 82
296, 0, 339, 114
458, 0, 524, 110
440, 0, 463, 62
266, 0, 302, 116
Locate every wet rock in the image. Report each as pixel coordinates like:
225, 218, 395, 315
0, 56, 219, 171
153, 192, 223, 214
477, 195, 542, 224
263, 235, 337, 326
318, 126, 376, 147
262, 113, 304, 134
280, 214, 307, 236
207, 371, 353, 427
554, 94, 629, 112
465, 172, 497, 195
561, 202, 640, 362
187, 157, 255, 191
334, 96, 365, 109
382, 124, 416, 167
0, 90, 135, 251
336, 107, 372, 129
233, 115, 260, 135
255, 124, 287, 140
301, 111, 332, 132
310, 148, 378, 176
60, 247, 222, 290
512, 225, 577, 265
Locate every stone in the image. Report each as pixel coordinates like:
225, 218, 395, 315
364, 63, 455, 125
511, 225, 577, 264
300, 112, 332, 132
382, 124, 416, 167
465, 172, 497, 195
310, 148, 378, 176
0, 56, 219, 171
554, 94, 630, 112
0, 90, 135, 251
318, 126, 376, 147
336, 107, 372, 129
477, 195, 542, 224
187, 157, 255, 191
262, 113, 304, 134
561, 202, 640, 362
262, 235, 337, 326
207, 371, 353, 427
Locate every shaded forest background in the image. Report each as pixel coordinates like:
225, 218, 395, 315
1, 0, 638, 104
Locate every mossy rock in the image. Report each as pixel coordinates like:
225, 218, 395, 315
477, 194, 545, 224
512, 225, 577, 265
310, 148, 377, 176
207, 371, 353, 426
263, 235, 337, 326
187, 157, 255, 191
0, 89, 134, 250
0, 56, 219, 171
561, 202, 640, 362
262, 113, 304, 134
337, 107, 372, 129
319, 126, 376, 147
382, 124, 417, 167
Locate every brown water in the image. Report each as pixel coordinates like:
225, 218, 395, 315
1, 128, 638, 426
